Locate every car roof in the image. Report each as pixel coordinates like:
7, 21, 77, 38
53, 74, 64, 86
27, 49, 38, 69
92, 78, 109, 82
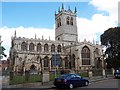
61, 74, 79, 76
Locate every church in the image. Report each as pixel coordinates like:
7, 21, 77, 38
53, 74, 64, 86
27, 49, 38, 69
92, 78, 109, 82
9, 5, 104, 74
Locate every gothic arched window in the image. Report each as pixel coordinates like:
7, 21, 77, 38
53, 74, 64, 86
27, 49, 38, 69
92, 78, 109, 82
81, 46, 90, 65
37, 43, 42, 52
44, 43, 49, 52
59, 18, 61, 26
51, 44, 55, 52
21, 42, 27, 51
29, 43, 34, 51
57, 17, 61, 28
57, 45, 61, 52
70, 17, 73, 25
57, 19, 59, 27
44, 56, 49, 67
66, 16, 70, 25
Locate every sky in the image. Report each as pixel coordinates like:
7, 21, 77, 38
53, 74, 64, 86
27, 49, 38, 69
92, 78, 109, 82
0, 0, 119, 60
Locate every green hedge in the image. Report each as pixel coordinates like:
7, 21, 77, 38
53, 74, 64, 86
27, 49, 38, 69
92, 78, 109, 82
92, 69, 102, 76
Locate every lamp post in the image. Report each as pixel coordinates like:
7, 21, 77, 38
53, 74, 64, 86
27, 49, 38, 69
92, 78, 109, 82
105, 62, 108, 77
54, 52, 58, 78
69, 47, 72, 69
75, 48, 78, 71
103, 54, 108, 78
40, 57, 43, 85
54, 51, 60, 77
76, 57, 79, 73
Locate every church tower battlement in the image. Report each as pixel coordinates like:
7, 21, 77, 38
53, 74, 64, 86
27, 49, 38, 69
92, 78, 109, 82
55, 4, 78, 44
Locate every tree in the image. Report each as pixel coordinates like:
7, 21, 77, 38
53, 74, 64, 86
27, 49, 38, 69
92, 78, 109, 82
100, 27, 120, 68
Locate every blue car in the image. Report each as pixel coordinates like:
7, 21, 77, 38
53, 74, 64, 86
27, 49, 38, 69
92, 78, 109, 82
114, 69, 120, 79
53, 74, 89, 89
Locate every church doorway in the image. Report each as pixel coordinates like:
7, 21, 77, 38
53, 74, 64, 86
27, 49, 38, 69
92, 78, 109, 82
30, 64, 37, 75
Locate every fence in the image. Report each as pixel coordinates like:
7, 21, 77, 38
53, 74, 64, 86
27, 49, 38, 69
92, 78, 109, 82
92, 69, 102, 76
2, 70, 9, 76
9, 71, 41, 85
9, 68, 113, 85
78, 70, 88, 77
106, 69, 112, 75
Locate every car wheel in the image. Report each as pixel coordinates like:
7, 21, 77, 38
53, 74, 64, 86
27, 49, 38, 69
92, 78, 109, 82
85, 81, 89, 86
69, 83, 74, 89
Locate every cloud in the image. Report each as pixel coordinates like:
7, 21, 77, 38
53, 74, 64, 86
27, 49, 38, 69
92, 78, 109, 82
0, 26, 55, 46
89, 0, 118, 24
77, 13, 117, 42
77, 0, 118, 42
0, 26, 55, 60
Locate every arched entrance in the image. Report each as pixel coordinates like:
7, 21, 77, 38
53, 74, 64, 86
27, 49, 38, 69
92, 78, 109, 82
30, 64, 37, 75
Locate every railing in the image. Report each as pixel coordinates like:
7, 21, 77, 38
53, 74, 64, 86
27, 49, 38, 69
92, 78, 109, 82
92, 69, 102, 76
106, 68, 112, 75
9, 68, 114, 85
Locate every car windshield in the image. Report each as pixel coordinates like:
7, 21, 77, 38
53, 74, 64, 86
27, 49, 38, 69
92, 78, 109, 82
59, 74, 69, 79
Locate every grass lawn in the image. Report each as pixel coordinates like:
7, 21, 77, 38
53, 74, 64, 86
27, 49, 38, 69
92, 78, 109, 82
10, 73, 60, 85
49, 72, 60, 81
79, 73, 88, 77
10, 74, 41, 85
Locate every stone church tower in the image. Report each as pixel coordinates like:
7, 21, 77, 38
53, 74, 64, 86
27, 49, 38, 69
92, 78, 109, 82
55, 4, 78, 44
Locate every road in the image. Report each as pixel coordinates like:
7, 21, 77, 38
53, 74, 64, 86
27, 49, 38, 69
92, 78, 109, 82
2, 78, 120, 90
82, 78, 118, 88
48, 78, 119, 90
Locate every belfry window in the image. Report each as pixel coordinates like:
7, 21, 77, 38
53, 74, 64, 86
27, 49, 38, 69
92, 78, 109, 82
59, 18, 61, 26
57, 19, 59, 27
81, 46, 90, 65
70, 17, 73, 25
66, 16, 70, 25
57, 18, 61, 28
